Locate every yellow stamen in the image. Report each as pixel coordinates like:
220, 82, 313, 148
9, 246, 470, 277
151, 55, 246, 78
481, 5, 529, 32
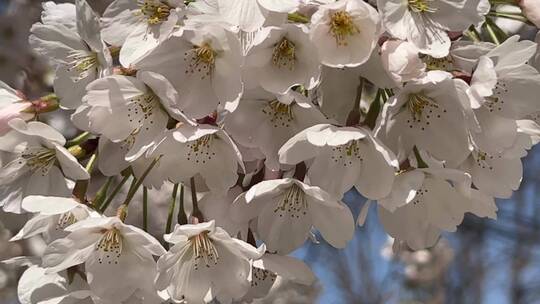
407, 93, 439, 121
272, 38, 296, 70
20, 147, 56, 176
408, 0, 437, 13
261, 100, 294, 128
190, 232, 219, 269
274, 184, 308, 219
138, 0, 171, 25
329, 11, 359, 46
96, 228, 123, 264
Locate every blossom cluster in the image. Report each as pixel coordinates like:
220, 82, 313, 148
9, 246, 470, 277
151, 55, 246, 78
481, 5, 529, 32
1, 0, 540, 303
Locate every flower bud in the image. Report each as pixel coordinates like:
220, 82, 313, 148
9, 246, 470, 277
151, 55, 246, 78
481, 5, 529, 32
381, 40, 426, 84
27, 93, 60, 114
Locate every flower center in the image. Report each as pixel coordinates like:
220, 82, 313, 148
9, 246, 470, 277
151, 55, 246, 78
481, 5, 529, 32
408, 0, 437, 13
274, 184, 308, 219
407, 93, 437, 119
66, 50, 98, 82
190, 232, 219, 270
126, 92, 160, 130
473, 150, 499, 171
138, 0, 171, 25
331, 140, 364, 166
272, 38, 296, 70
261, 100, 294, 128
20, 147, 56, 176
96, 228, 123, 264
403, 93, 446, 131
56, 212, 77, 230
329, 11, 359, 46
186, 135, 216, 164
185, 43, 216, 79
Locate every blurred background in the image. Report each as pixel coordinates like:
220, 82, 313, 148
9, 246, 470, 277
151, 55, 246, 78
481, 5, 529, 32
1, 0, 540, 303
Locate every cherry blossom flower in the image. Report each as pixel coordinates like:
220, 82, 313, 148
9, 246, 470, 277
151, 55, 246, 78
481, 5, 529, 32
469, 36, 540, 120
0, 119, 89, 213
310, 0, 381, 67
156, 220, 265, 303
230, 178, 355, 254
377, 0, 490, 57
11, 195, 95, 243
378, 167, 497, 250
79, 71, 191, 161
466, 36, 540, 156
279, 124, 399, 200
30, 0, 113, 109
460, 143, 524, 199
42, 216, 166, 304
101, 0, 184, 67
133, 24, 244, 118
148, 123, 244, 193
376, 72, 473, 166
245, 24, 321, 94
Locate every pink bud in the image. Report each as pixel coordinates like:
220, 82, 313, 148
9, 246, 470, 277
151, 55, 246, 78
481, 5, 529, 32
0, 102, 34, 135
520, 0, 540, 27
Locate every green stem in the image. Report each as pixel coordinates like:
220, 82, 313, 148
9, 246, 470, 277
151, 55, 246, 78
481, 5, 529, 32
66, 132, 91, 147
143, 186, 149, 232
165, 184, 180, 237
85, 153, 98, 173
464, 26, 482, 42
177, 184, 187, 225
413, 146, 429, 169
190, 177, 204, 221
489, 11, 535, 26
483, 18, 507, 45
100, 175, 130, 212
489, 0, 518, 5
93, 176, 113, 209
127, 176, 138, 195
121, 156, 162, 207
